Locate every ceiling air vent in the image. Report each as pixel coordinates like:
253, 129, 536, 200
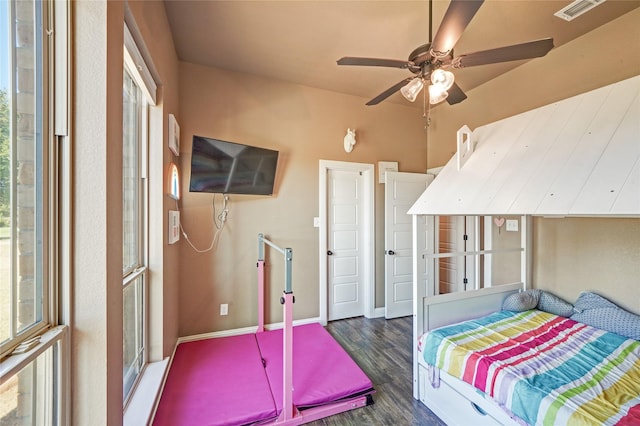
554, 0, 606, 21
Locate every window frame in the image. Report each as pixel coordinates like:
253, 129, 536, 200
0, 0, 70, 424
0, 0, 53, 360
122, 24, 152, 406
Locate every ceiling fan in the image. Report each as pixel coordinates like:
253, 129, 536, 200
337, 0, 554, 107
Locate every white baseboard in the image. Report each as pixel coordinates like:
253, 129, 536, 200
372, 307, 385, 318
177, 316, 322, 344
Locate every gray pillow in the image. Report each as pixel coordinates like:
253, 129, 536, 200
570, 292, 640, 341
537, 291, 574, 317
503, 290, 541, 312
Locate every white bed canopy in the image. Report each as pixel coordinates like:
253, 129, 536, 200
408, 75, 640, 217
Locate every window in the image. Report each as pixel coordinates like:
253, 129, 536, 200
0, 0, 68, 424
429, 215, 526, 295
122, 25, 153, 404
0, 0, 47, 357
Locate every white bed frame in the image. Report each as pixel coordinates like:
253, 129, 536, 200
413, 284, 525, 425
411, 208, 533, 424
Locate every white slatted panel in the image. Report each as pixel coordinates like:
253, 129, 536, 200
612, 158, 640, 213
536, 80, 637, 214
408, 75, 640, 217
467, 107, 544, 214
483, 103, 563, 214
508, 90, 606, 214
571, 91, 640, 214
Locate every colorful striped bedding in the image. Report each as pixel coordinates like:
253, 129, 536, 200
419, 309, 640, 425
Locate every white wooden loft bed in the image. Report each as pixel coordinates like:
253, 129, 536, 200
408, 75, 640, 425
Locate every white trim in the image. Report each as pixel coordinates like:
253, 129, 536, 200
53, 0, 69, 136
318, 160, 375, 325
177, 316, 323, 344
373, 307, 385, 318
123, 358, 169, 426
426, 166, 444, 176
123, 23, 156, 105
521, 215, 533, 289
0, 326, 67, 380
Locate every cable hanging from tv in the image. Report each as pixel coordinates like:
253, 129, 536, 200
178, 194, 229, 253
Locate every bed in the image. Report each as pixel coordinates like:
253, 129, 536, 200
408, 75, 640, 425
414, 286, 640, 426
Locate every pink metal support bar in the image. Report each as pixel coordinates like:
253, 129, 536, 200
256, 233, 373, 425
277, 292, 296, 422
257, 260, 265, 333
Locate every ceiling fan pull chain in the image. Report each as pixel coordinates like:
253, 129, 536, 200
423, 85, 427, 119
423, 87, 432, 131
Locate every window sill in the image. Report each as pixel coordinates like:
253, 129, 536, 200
123, 358, 169, 426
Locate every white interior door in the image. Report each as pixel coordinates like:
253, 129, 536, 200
384, 172, 432, 319
327, 168, 366, 320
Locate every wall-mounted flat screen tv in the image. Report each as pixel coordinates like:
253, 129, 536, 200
189, 135, 279, 195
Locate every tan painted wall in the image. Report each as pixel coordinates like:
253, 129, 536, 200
126, 0, 181, 360
68, 1, 639, 423
72, 1, 179, 424
73, 2, 123, 424
533, 217, 640, 315
177, 8, 640, 336
177, 63, 428, 335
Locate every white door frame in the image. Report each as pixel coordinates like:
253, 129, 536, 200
319, 160, 375, 325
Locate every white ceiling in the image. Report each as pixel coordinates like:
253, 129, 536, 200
163, 0, 640, 108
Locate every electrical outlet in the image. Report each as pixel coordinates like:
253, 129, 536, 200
220, 304, 228, 316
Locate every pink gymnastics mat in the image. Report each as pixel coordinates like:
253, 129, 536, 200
153, 323, 373, 426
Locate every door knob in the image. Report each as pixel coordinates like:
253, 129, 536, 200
386, 250, 395, 255
327, 250, 333, 255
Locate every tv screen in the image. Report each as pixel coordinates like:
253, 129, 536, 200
189, 135, 279, 195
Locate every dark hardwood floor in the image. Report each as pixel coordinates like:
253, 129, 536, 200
306, 316, 446, 426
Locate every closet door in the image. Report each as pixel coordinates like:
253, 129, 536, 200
384, 172, 432, 319
327, 168, 366, 320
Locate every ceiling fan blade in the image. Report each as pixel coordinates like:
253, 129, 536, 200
430, 0, 484, 57
446, 82, 467, 105
366, 77, 415, 106
337, 57, 414, 69
452, 38, 554, 68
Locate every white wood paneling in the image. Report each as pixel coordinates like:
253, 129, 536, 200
571, 91, 640, 214
408, 75, 640, 217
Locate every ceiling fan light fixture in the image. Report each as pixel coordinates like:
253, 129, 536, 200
430, 69, 455, 90
429, 84, 449, 105
400, 78, 424, 102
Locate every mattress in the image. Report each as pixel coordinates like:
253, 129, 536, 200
153, 323, 374, 426
419, 309, 640, 425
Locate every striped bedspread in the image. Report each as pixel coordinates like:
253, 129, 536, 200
419, 309, 640, 425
